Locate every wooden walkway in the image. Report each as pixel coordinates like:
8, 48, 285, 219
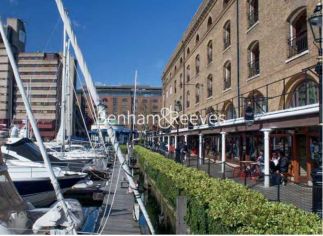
100, 162, 141, 235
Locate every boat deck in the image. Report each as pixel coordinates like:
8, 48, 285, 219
100, 162, 141, 235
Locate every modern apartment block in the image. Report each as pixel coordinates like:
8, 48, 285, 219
15, 52, 76, 140
80, 85, 162, 131
1, 18, 76, 140
161, 0, 319, 185
0, 18, 26, 126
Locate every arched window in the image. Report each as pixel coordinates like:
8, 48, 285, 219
207, 40, 213, 64
187, 47, 190, 55
180, 57, 183, 65
195, 54, 200, 75
288, 7, 308, 58
180, 73, 183, 88
289, 80, 319, 108
246, 91, 267, 114
247, 0, 259, 28
207, 17, 213, 29
174, 66, 177, 73
186, 91, 190, 108
248, 41, 260, 77
196, 34, 200, 45
225, 103, 237, 119
174, 80, 177, 94
223, 21, 231, 49
223, 61, 231, 90
186, 65, 191, 82
102, 98, 108, 103
195, 84, 200, 104
207, 74, 213, 98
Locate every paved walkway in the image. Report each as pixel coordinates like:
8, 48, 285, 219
168, 154, 312, 212
100, 162, 142, 235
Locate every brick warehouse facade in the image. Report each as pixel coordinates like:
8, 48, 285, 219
161, 0, 320, 185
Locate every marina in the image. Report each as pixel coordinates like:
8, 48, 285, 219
0, 0, 322, 235
0, 0, 154, 234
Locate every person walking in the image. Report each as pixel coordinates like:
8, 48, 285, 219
278, 151, 289, 185
270, 151, 281, 185
180, 141, 188, 161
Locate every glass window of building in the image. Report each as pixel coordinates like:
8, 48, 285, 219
287, 7, 308, 58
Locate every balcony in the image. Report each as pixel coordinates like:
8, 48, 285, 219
223, 79, 231, 90
288, 32, 308, 58
248, 60, 260, 78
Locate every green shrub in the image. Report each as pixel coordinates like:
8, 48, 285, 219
119, 144, 128, 155
132, 146, 322, 234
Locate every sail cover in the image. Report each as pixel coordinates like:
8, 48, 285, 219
4, 138, 64, 163
0, 147, 27, 228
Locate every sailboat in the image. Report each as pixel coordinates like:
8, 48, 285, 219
54, 0, 155, 233
41, 29, 108, 170
0, 16, 83, 233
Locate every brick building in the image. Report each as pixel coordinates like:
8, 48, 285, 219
160, 0, 320, 185
79, 85, 162, 132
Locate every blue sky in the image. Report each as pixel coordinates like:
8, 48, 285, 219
1, 0, 202, 87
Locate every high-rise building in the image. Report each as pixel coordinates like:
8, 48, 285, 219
1, 17, 76, 141
15, 52, 76, 140
0, 18, 26, 126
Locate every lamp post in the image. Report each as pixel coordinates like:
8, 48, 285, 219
308, 0, 322, 218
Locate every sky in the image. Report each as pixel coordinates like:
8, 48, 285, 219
0, 0, 202, 87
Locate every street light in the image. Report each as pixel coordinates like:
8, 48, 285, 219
308, 0, 322, 218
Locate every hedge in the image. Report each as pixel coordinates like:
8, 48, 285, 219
132, 146, 322, 234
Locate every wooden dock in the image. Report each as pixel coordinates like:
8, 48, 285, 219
100, 162, 141, 235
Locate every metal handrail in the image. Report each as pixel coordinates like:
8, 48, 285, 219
248, 60, 260, 77
287, 31, 308, 58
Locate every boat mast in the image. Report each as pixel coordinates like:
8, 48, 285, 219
54, 0, 155, 233
57, 27, 67, 151
0, 18, 76, 233
26, 77, 31, 138
66, 41, 72, 143
132, 70, 137, 146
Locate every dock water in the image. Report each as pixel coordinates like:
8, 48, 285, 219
99, 162, 141, 234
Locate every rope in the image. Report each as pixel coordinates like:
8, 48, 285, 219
42, 17, 61, 52
72, 81, 94, 150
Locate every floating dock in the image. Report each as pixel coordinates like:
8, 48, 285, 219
100, 162, 142, 235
